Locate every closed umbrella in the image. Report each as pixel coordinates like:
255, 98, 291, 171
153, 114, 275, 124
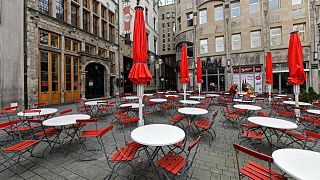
287, 32, 306, 117
196, 57, 203, 95
128, 5, 152, 126
265, 52, 273, 103
180, 45, 190, 101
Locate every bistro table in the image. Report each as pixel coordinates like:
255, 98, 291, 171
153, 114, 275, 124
189, 96, 206, 99
233, 99, 254, 103
307, 109, 320, 115
143, 94, 154, 97
233, 104, 261, 111
85, 100, 109, 116
131, 124, 185, 176
123, 96, 139, 100
120, 103, 144, 108
178, 107, 208, 129
180, 100, 200, 106
283, 101, 312, 106
272, 149, 320, 180
206, 94, 220, 97
248, 117, 298, 150
277, 94, 288, 97
165, 95, 179, 98
179, 93, 191, 96
43, 114, 90, 153
17, 108, 58, 119
150, 98, 167, 103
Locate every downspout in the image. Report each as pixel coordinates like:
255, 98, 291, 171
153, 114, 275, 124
117, 0, 121, 94
23, 0, 28, 109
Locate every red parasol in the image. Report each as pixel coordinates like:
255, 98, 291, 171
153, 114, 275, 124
265, 52, 273, 102
196, 57, 203, 95
180, 45, 189, 101
288, 32, 306, 85
128, 6, 152, 84
128, 6, 152, 126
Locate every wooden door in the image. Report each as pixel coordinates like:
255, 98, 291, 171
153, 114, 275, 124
64, 56, 80, 102
39, 50, 61, 105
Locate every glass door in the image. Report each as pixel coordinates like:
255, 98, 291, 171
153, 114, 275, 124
64, 56, 80, 102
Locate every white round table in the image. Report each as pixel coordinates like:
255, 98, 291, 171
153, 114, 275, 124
277, 94, 287, 97
144, 94, 154, 96
224, 92, 230, 95
165, 95, 179, 98
307, 109, 320, 115
179, 93, 191, 96
178, 107, 208, 115
43, 114, 90, 127
17, 108, 58, 117
206, 94, 220, 97
180, 100, 200, 105
166, 91, 177, 93
123, 96, 139, 100
233, 104, 262, 111
250, 95, 256, 98
283, 101, 312, 106
150, 98, 167, 103
272, 149, 320, 180
85, 100, 108, 106
157, 92, 165, 94
131, 124, 185, 146
189, 96, 206, 99
186, 91, 193, 93
233, 99, 243, 102
248, 117, 298, 129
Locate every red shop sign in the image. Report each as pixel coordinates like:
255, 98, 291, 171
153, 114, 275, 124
241, 66, 254, 73
255, 66, 262, 72
233, 67, 240, 73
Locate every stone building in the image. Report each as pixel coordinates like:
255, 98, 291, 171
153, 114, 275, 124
0, 0, 120, 107
158, 1, 177, 91
119, 0, 159, 93
174, 0, 320, 94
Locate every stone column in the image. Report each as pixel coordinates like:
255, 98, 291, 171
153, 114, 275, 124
51, 0, 57, 18
67, 0, 72, 24
60, 35, 65, 103
81, 70, 86, 98
79, 0, 84, 29
98, 3, 102, 37
105, 70, 110, 97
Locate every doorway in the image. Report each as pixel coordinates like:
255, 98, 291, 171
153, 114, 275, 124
64, 55, 81, 102
85, 63, 105, 99
123, 56, 133, 93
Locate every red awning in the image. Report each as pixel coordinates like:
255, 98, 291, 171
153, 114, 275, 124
128, 6, 152, 84
180, 45, 190, 83
265, 52, 273, 84
196, 57, 203, 83
287, 32, 306, 85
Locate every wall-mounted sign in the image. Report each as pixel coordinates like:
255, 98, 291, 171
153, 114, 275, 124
123, 6, 131, 34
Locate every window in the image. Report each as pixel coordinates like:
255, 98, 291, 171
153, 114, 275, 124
270, 27, 282, 46
249, 0, 259, 14
162, 14, 164, 20
71, 3, 79, 27
178, 17, 181, 31
102, 21, 108, 39
101, 6, 107, 19
109, 25, 115, 43
56, 0, 65, 21
231, 2, 240, 17
109, 11, 115, 24
65, 38, 72, 51
215, 36, 224, 52
173, 22, 176, 35
200, 39, 208, 54
145, 8, 149, 23
93, 16, 99, 36
98, 48, 108, 58
187, 45, 194, 57
166, 12, 170, 18
186, 12, 193, 27
269, 0, 280, 10
292, 0, 303, 5
215, 5, 223, 21
83, 10, 90, 32
38, 0, 50, 15
153, 17, 156, 29
154, 38, 157, 54
199, 9, 207, 24
250, 30, 261, 48
93, 0, 99, 14
85, 43, 96, 55
232, 34, 241, 50
293, 23, 306, 41
83, 0, 89, 9
39, 30, 60, 49
172, 12, 176, 18
109, 51, 115, 61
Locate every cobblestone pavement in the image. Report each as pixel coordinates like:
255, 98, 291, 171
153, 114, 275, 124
0, 99, 311, 179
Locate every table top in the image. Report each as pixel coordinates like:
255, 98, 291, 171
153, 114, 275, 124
85, 100, 108, 106
150, 98, 167, 103
123, 96, 139, 100
233, 104, 262, 111
144, 94, 154, 96
180, 100, 200, 105
131, 124, 185, 146
283, 101, 312, 106
179, 93, 191, 96
131, 104, 145, 108
248, 117, 298, 129
250, 95, 257, 98
165, 95, 179, 97
166, 91, 177, 93
17, 108, 58, 117
189, 96, 206, 99
272, 149, 320, 180
277, 94, 288, 97
206, 94, 220, 97
307, 109, 320, 115
233, 99, 243, 102
43, 114, 90, 127
178, 107, 208, 115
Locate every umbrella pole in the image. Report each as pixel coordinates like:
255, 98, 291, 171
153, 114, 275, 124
138, 84, 144, 126
294, 85, 300, 121
198, 83, 201, 95
268, 84, 272, 104
183, 83, 187, 101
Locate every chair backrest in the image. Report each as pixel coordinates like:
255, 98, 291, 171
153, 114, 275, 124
233, 143, 273, 163
188, 135, 201, 151
306, 131, 320, 140
34, 102, 45, 108
75, 98, 86, 103
76, 118, 98, 123
98, 125, 114, 138
0, 120, 20, 128
60, 109, 72, 115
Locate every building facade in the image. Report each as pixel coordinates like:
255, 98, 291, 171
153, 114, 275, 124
0, 0, 120, 108
158, 1, 177, 91
119, 0, 159, 93
174, 0, 320, 94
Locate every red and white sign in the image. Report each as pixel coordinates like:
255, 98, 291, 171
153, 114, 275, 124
123, 6, 131, 33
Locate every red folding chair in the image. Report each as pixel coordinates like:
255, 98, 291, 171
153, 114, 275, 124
33, 102, 45, 108
11, 110, 41, 137
0, 120, 20, 144
304, 130, 320, 150
233, 144, 287, 180
157, 135, 202, 179
194, 110, 218, 145
59, 109, 73, 115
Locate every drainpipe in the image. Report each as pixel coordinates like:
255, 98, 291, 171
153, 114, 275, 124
117, 0, 121, 94
23, 0, 28, 109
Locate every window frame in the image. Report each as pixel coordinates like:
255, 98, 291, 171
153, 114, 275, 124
231, 2, 241, 18
231, 33, 241, 50
250, 30, 261, 48
200, 39, 208, 54
215, 36, 224, 52
199, 9, 207, 25
214, 5, 223, 21
270, 27, 282, 46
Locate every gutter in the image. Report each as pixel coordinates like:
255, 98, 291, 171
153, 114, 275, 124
23, 0, 28, 109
